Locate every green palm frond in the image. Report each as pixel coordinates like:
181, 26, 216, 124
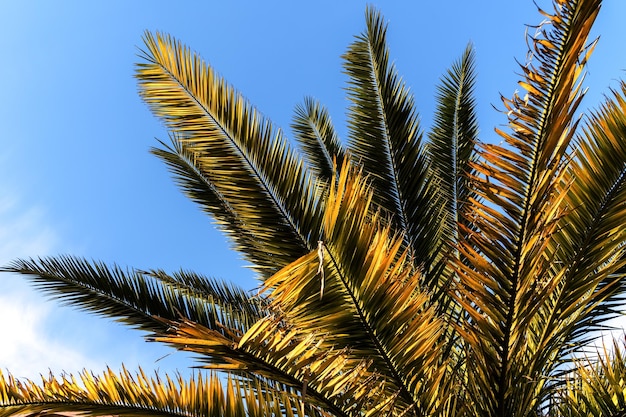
0, 367, 304, 417
427, 43, 479, 240
137, 32, 325, 277
543, 82, 626, 349
151, 136, 287, 274
343, 7, 445, 272
292, 97, 345, 182
454, 0, 606, 414
423, 43, 480, 303
1, 256, 264, 337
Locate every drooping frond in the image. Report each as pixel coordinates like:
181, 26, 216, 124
343, 7, 444, 272
292, 97, 345, 182
454, 0, 605, 415
137, 32, 325, 278
0, 368, 305, 417
1, 256, 264, 337
427, 43, 479, 240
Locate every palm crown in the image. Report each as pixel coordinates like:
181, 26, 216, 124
2, 1, 626, 416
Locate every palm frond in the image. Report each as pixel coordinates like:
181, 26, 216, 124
555, 340, 626, 416
343, 7, 445, 272
292, 97, 345, 182
454, 0, 604, 414
427, 43, 479, 241
151, 136, 289, 274
153, 316, 362, 417
0, 367, 304, 417
146, 267, 267, 334
4, 2, 626, 416
137, 32, 325, 278
156, 161, 454, 416
423, 43, 480, 308
509, 84, 626, 409
1, 256, 264, 337
264, 161, 453, 415
540, 82, 626, 352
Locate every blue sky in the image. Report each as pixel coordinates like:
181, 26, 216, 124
1, 1, 625, 380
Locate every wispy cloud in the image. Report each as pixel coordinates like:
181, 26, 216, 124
0, 194, 104, 379
0, 289, 103, 380
0, 193, 193, 380
0, 197, 57, 260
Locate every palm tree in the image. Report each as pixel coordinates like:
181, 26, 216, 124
2, 0, 625, 415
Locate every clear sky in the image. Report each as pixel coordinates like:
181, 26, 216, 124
1, 1, 625, 380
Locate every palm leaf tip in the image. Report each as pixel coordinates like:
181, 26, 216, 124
343, 6, 423, 222
292, 97, 345, 182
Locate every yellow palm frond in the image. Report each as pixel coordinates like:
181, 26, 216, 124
264, 161, 454, 415
153, 315, 372, 417
0, 367, 302, 417
556, 339, 626, 416
137, 32, 325, 277
454, 0, 605, 414
154, 160, 454, 416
